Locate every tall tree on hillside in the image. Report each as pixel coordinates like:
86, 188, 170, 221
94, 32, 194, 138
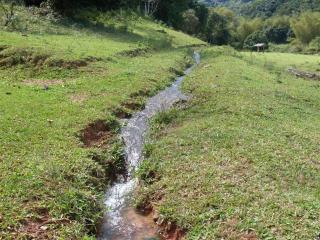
291, 11, 320, 44
0, 0, 21, 26
206, 11, 230, 44
182, 9, 200, 34
143, 0, 160, 15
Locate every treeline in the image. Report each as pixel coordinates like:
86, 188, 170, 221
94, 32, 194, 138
202, 0, 320, 18
172, 5, 320, 52
237, 0, 320, 18
11, 0, 320, 52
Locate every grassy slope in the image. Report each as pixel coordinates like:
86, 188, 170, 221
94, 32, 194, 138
242, 52, 320, 73
139, 47, 320, 240
0, 6, 204, 239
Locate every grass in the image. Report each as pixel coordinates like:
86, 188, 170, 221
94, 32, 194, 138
138, 47, 320, 240
242, 51, 320, 72
0, 5, 204, 239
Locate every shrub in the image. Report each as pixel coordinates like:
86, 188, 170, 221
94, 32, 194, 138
264, 26, 289, 44
205, 11, 230, 45
308, 37, 320, 53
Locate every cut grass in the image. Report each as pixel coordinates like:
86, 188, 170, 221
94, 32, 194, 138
0, 6, 204, 239
138, 47, 320, 240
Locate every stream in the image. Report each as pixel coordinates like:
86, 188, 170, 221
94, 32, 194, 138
98, 52, 200, 240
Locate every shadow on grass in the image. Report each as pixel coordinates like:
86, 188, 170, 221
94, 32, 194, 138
51, 17, 146, 44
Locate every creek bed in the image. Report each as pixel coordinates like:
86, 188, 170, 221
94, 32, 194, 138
98, 52, 200, 240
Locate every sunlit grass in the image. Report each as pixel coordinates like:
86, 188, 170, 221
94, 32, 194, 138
0, 6, 203, 239
139, 47, 320, 240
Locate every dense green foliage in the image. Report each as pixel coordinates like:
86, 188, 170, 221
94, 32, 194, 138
200, 0, 320, 17
2, 0, 318, 51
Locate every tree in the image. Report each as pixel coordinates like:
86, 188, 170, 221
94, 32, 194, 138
182, 9, 200, 35
243, 30, 268, 49
206, 11, 230, 45
143, 0, 160, 16
193, 3, 208, 33
264, 26, 289, 44
23, 0, 42, 6
291, 12, 320, 44
154, 0, 190, 28
235, 18, 263, 45
0, 0, 21, 26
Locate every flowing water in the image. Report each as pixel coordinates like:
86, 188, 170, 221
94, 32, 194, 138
98, 52, 200, 240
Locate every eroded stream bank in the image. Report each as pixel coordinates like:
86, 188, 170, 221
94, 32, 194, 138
98, 52, 200, 240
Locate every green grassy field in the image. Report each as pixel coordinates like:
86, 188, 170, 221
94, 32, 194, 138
242, 51, 320, 73
138, 47, 320, 240
0, 6, 204, 239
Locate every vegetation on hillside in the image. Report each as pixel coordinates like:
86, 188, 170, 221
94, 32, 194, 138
200, 0, 320, 17
2, 0, 320, 52
138, 47, 320, 239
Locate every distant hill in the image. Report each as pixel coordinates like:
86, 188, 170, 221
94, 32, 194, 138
199, 0, 320, 17
198, 0, 229, 6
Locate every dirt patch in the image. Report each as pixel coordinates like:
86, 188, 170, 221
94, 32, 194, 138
150, 208, 185, 240
89, 141, 126, 185
15, 207, 69, 240
0, 45, 9, 52
80, 120, 119, 148
23, 79, 64, 86
45, 58, 88, 69
218, 218, 258, 240
122, 101, 145, 111
0, 47, 97, 69
112, 106, 132, 119
288, 67, 320, 81
136, 197, 185, 240
0, 48, 49, 68
18, 217, 50, 239
157, 218, 185, 240
129, 89, 152, 98
118, 47, 150, 58
70, 93, 88, 104
112, 92, 149, 119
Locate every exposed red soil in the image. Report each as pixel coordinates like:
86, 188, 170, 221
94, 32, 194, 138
15, 207, 70, 240
0, 46, 97, 69
112, 107, 132, 119
219, 218, 258, 240
80, 120, 114, 148
136, 196, 186, 240
23, 79, 64, 86
69, 93, 88, 104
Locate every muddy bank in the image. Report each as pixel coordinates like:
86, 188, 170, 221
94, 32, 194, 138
0, 45, 100, 69
98, 52, 200, 240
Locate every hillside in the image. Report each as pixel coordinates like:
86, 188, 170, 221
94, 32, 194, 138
0, 5, 204, 239
200, 0, 320, 17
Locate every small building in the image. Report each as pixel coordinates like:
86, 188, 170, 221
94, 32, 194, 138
254, 43, 265, 52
